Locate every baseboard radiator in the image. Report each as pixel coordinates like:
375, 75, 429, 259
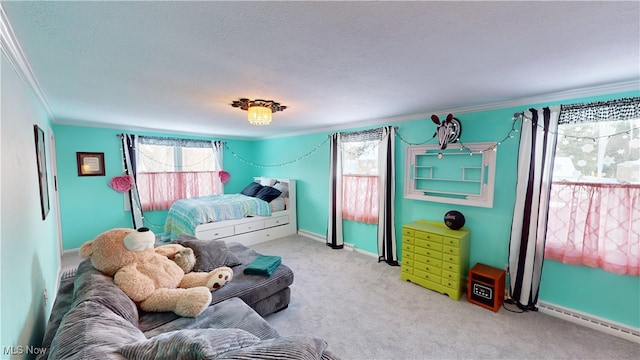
538, 301, 640, 343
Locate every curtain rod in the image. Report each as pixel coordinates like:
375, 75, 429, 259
118, 126, 400, 139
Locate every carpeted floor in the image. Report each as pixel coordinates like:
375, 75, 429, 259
254, 234, 640, 360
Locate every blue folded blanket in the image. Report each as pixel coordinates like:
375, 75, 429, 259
243, 255, 282, 276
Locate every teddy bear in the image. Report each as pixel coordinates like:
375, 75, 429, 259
79, 227, 234, 317
154, 243, 196, 274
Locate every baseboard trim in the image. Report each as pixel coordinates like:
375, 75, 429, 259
297, 229, 326, 243
538, 301, 640, 343
297, 230, 377, 259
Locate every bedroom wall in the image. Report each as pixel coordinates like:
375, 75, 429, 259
49, 90, 639, 330
1, 52, 60, 354
252, 90, 640, 329
52, 124, 256, 250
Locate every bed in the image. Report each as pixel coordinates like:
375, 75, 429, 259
163, 178, 297, 246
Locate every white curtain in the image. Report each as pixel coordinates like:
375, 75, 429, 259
327, 132, 344, 248
211, 140, 224, 191
377, 126, 398, 265
211, 140, 223, 170
508, 106, 560, 310
121, 134, 144, 229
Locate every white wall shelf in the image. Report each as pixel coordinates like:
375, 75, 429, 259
404, 142, 497, 208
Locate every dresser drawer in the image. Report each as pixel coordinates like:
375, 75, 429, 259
442, 278, 459, 291
264, 215, 288, 228
402, 258, 414, 268
414, 238, 443, 252
443, 236, 461, 247
402, 243, 415, 253
413, 268, 439, 282
402, 228, 415, 237
414, 262, 442, 276
403, 236, 415, 245
441, 269, 458, 281
415, 254, 442, 268
415, 247, 443, 260
443, 254, 460, 265
401, 265, 413, 275
235, 220, 265, 234
403, 251, 414, 260
443, 245, 460, 256
442, 262, 461, 273
415, 231, 443, 243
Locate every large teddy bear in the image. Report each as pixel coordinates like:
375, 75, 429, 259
79, 227, 233, 317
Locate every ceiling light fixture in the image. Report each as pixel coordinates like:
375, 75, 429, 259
231, 98, 287, 126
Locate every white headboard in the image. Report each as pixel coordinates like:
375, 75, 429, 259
252, 177, 297, 212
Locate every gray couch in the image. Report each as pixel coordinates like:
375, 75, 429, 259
38, 246, 339, 359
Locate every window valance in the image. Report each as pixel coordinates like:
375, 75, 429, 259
559, 97, 640, 124
136, 135, 218, 149
340, 127, 385, 142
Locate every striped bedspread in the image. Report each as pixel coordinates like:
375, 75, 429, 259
164, 194, 272, 240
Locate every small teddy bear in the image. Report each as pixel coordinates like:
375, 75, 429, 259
79, 227, 233, 317
154, 243, 196, 274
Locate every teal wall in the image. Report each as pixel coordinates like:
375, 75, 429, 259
253, 106, 522, 262
250, 91, 640, 329
1, 53, 60, 356
540, 260, 640, 326
52, 125, 256, 249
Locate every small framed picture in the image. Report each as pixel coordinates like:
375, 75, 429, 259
77, 152, 105, 176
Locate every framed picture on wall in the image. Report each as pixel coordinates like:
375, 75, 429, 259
34, 125, 50, 220
77, 152, 105, 176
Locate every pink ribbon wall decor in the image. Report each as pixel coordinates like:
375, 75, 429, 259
218, 170, 231, 184
109, 175, 134, 192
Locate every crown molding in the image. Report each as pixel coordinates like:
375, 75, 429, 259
0, 4, 55, 120
261, 80, 639, 140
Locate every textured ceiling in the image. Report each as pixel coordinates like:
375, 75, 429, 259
2, 1, 639, 139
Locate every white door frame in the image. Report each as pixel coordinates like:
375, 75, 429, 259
48, 128, 63, 263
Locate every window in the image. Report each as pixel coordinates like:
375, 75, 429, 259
552, 119, 640, 183
342, 139, 379, 224
135, 137, 223, 211
545, 98, 639, 276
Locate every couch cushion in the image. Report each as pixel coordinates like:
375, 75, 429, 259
73, 259, 139, 326
217, 336, 330, 360
48, 300, 146, 359
174, 235, 242, 271
141, 297, 280, 340
208, 242, 294, 307
119, 328, 260, 360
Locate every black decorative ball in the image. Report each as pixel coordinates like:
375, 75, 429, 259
444, 210, 465, 230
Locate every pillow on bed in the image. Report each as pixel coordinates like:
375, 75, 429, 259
258, 177, 277, 186
240, 182, 263, 197
254, 186, 282, 203
174, 235, 242, 271
273, 182, 289, 197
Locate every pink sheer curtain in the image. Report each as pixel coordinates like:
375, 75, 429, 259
137, 171, 222, 211
545, 181, 640, 276
342, 175, 378, 224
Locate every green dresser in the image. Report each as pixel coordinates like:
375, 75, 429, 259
400, 220, 471, 300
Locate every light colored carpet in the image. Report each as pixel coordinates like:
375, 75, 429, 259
255, 234, 640, 360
